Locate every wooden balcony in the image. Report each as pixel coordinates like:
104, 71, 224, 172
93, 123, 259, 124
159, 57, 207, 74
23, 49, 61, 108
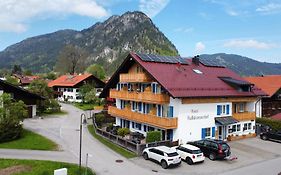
233, 112, 256, 121
108, 106, 178, 129
110, 89, 170, 104
120, 73, 152, 83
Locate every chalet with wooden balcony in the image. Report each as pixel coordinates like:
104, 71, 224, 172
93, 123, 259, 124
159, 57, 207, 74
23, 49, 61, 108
100, 52, 266, 143
245, 75, 281, 118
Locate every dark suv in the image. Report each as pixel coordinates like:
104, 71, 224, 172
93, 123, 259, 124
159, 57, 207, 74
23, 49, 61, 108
188, 139, 231, 160
260, 130, 281, 142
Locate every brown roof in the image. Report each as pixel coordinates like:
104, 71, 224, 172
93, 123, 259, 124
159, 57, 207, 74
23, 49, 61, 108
245, 75, 281, 97
271, 113, 281, 120
48, 74, 92, 87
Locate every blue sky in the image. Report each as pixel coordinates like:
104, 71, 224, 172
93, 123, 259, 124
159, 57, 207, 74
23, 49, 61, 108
0, 0, 281, 63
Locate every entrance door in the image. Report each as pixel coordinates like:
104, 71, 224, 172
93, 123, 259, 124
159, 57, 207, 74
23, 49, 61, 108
218, 126, 227, 140
218, 126, 223, 140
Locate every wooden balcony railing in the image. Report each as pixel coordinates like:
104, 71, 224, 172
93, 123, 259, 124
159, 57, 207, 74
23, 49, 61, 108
110, 89, 170, 104
233, 112, 256, 121
120, 73, 152, 83
108, 106, 178, 129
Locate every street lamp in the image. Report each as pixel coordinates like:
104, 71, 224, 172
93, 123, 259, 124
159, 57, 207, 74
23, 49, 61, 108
79, 113, 86, 174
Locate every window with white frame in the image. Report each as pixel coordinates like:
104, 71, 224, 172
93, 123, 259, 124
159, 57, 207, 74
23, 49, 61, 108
205, 128, 211, 137
217, 104, 230, 115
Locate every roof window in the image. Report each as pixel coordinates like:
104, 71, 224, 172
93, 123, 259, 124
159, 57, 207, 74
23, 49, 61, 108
193, 69, 203, 74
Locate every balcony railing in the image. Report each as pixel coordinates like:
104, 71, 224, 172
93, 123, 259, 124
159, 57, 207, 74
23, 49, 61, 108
120, 73, 152, 83
108, 106, 178, 129
110, 89, 170, 104
233, 112, 256, 121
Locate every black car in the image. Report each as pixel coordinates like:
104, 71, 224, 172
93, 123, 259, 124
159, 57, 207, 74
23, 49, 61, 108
188, 139, 231, 160
260, 130, 281, 142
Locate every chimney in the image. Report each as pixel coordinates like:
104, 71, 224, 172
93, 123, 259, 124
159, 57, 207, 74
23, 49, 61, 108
192, 55, 200, 66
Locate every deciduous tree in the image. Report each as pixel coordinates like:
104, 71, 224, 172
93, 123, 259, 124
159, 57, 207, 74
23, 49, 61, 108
85, 64, 106, 80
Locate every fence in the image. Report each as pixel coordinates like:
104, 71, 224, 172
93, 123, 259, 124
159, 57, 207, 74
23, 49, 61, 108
92, 117, 178, 156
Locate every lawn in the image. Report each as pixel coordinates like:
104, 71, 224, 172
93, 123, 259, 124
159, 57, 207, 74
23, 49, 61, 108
87, 125, 137, 159
74, 103, 103, 111
0, 159, 95, 175
0, 129, 58, 150
42, 110, 68, 116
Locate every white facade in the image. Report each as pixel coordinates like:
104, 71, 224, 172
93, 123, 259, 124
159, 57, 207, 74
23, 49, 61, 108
57, 87, 82, 103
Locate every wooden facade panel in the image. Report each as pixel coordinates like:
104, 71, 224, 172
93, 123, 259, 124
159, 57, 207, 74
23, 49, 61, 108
108, 106, 178, 129
182, 97, 258, 104
232, 112, 256, 121
110, 89, 170, 104
119, 73, 152, 83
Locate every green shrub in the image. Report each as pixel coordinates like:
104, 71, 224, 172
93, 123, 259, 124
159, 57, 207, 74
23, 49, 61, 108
95, 113, 105, 127
146, 131, 161, 143
117, 128, 130, 137
256, 117, 281, 131
45, 99, 61, 113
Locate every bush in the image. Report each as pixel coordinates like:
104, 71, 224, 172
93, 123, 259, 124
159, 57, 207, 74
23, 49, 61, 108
45, 99, 61, 113
95, 113, 105, 127
0, 120, 23, 143
117, 128, 130, 137
256, 117, 281, 131
146, 131, 161, 143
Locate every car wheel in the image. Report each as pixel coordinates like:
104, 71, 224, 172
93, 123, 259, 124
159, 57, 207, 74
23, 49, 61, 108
209, 153, 216, 161
261, 135, 268, 140
143, 152, 149, 160
186, 157, 193, 165
161, 160, 168, 169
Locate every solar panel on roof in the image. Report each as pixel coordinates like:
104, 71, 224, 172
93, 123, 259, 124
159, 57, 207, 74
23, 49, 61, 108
199, 58, 225, 67
136, 53, 188, 64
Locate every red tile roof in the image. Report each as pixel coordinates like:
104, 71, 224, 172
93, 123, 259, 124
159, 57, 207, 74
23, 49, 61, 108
271, 113, 281, 120
131, 53, 265, 98
48, 74, 92, 87
100, 53, 266, 98
244, 75, 281, 97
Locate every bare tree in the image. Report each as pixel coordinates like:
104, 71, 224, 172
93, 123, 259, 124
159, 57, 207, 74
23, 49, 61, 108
55, 44, 89, 74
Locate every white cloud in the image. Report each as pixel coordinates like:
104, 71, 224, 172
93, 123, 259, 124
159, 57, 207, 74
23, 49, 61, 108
139, 0, 170, 18
223, 39, 278, 49
256, 3, 281, 14
226, 9, 239, 16
174, 27, 194, 33
195, 42, 205, 54
0, 0, 109, 33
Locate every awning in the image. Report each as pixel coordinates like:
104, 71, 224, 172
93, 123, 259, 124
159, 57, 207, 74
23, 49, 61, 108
215, 117, 239, 125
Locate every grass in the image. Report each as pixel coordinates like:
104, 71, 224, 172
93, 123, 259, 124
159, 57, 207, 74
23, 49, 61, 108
0, 159, 95, 175
42, 110, 68, 116
0, 129, 58, 150
87, 125, 137, 159
74, 103, 103, 111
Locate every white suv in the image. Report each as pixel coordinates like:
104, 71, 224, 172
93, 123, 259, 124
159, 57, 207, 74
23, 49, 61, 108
142, 146, 181, 169
174, 144, 205, 165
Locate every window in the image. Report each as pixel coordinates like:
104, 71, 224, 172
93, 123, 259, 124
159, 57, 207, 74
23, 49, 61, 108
237, 124, 241, 131
243, 123, 248, 131
239, 103, 245, 113
205, 128, 211, 137
168, 106, 174, 118
132, 122, 135, 128
248, 123, 252, 130
136, 123, 142, 130
143, 125, 147, 132
232, 125, 237, 132
193, 69, 203, 74
76, 89, 79, 93
217, 104, 230, 115
148, 126, 154, 131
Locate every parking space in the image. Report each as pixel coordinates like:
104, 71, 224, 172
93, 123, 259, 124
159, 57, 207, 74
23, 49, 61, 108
130, 138, 281, 175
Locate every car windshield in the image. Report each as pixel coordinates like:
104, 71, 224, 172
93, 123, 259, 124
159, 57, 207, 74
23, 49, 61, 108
221, 143, 229, 150
191, 149, 202, 154
167, 152, 179, 157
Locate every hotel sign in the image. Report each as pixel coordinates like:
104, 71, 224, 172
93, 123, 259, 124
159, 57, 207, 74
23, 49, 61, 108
187, 109, 209, 120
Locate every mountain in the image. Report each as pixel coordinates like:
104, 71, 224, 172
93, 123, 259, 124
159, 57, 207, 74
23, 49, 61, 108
200, 53, 281, 76
0, 11, 178, 74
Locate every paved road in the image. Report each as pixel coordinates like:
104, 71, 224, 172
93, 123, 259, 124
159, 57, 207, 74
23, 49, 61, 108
22, 103, 156, 175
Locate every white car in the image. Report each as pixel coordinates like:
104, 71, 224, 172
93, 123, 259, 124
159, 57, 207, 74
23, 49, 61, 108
174, 144, 205, 165
142, 146, 181, 169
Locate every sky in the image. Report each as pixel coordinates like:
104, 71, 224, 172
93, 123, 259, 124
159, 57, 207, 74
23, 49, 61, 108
0, 0, 281, 63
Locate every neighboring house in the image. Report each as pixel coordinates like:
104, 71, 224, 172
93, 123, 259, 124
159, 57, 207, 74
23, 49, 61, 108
12, 74, 39, 87
245, 75, 281, 118
0, 79, 45, 118
100, 53, 265, 143
48, 74, 105, 103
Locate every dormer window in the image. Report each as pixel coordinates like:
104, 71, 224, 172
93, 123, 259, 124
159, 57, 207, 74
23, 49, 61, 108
219, 77, 253, 92
193, 69, 203, 74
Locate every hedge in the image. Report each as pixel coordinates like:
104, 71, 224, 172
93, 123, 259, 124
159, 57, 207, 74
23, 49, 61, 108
146, 131, 161, 143
256, 117, 281, 131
